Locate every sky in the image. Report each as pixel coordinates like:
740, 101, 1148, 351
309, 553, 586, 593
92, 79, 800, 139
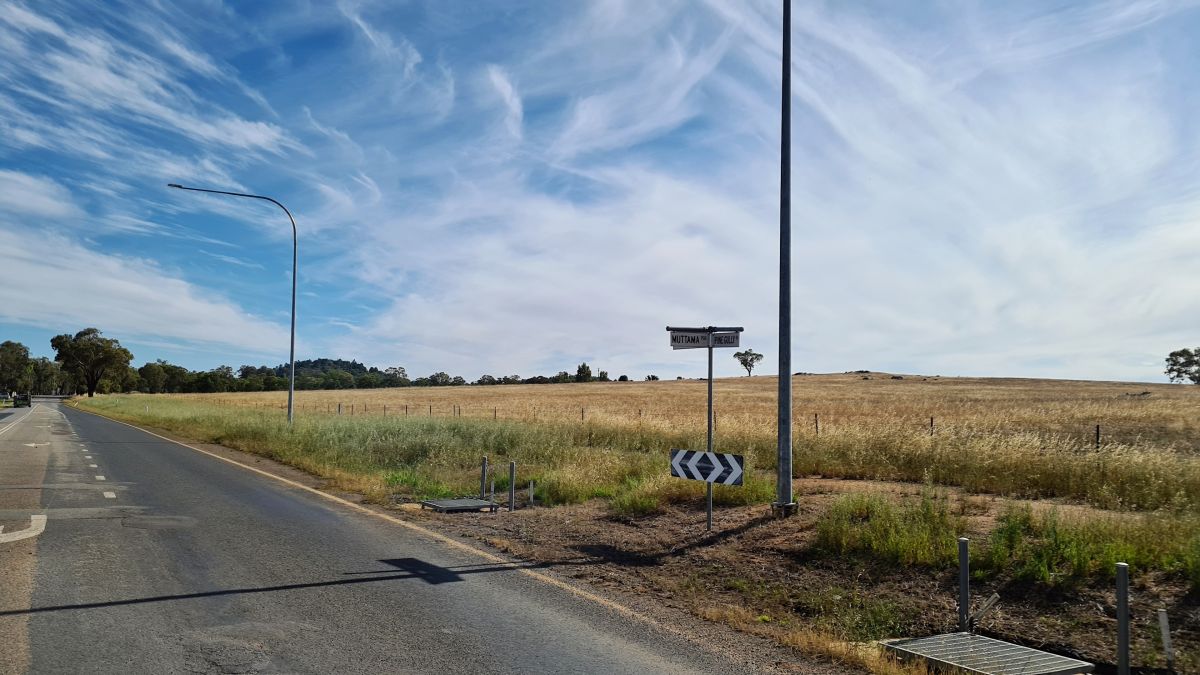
1, 0, 1199, 383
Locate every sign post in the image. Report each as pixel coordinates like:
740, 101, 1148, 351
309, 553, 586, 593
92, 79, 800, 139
666, 325, 744, 531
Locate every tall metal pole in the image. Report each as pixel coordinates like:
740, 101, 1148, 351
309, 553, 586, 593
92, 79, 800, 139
706, 334, 714, 532
774, 0, 796, 516
167, 184, 298, 425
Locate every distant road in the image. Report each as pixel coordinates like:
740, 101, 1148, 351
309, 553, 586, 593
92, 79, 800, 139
0, 401, 763, 674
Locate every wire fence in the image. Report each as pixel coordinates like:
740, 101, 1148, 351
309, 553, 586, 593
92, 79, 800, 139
210, 398, 1200, 453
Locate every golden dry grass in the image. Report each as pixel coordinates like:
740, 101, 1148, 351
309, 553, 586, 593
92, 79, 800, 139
142, 373, 1200, 511
182, 373, 1200, 449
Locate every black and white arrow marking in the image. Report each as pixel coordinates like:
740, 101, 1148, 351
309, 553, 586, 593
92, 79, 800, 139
670, 449, 743, 486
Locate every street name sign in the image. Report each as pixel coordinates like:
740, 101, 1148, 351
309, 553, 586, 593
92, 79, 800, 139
711, 332, 739, 348
669, 331, 710, 349
670, 449, 744, 486
669, 330, 740, 349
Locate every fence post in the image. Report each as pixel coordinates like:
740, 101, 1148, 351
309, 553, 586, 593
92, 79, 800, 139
337, 402, 342, 415
1096, 424, 1101, 449
581, 406, 585, 422
958, 537, 970, 631
930, 416, 935, 436
814, 412, 819, 435
494, 407, 497, 420
509, 461, 517, 512
528, 480, 535, 505
480, 456, 488, 500
1117, 562, 1130, 675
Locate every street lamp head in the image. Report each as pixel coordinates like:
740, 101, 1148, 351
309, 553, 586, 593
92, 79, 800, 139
167, 183, 183, 189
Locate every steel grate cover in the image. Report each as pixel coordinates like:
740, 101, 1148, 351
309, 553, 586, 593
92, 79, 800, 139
419, 498, 498, 513
885, 632, 1093, 675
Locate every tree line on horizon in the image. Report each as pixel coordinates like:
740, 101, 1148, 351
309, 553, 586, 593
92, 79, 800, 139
0, 329, 673, 397
5, 329, 1199, 397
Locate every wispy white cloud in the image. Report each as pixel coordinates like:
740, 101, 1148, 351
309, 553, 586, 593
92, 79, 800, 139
486, 65, 523, 140
0, 170, 84, 219
0, 226, 290, 356
339, 1, 422, 78
4, 0, 1200, 381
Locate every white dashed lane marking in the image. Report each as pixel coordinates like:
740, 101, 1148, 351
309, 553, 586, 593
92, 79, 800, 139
88, 464, 98, 468
95, 476, 106, 481
103, 492, 116, 499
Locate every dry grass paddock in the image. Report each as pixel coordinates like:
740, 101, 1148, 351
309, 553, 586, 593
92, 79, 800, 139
76, 374, 1200, 669
116, 373, 1200, 512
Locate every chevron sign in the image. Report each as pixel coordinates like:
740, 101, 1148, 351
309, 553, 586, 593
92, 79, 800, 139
670, 449, 744, 486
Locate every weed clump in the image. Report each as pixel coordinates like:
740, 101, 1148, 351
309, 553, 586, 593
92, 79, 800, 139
815, 490, 964, 567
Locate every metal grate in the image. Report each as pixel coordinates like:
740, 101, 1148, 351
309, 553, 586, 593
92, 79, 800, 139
419, 498, 498, 513
885, 633, 1093, 675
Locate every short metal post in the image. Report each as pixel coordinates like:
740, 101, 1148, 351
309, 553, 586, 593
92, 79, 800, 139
958, 537, 970, 631
581, 406, 584, 422
494, 407, 497, 420
706, 482, 713, 532
1159, 609, 1174, 671
405, 404, 408, 417
528, 480, 535, 505
508, 461, 516, 512
429, 404, 432, 417
480, 456, 488, 500
1096, 424, 1101, 449
1156, 605, 1176, 667
490, 477, 495, 506
1117, 562, 1130, 675
383, 405, 387, 415
814, 412, 819, 435
930, 416, 935, 436
337, 403, 342, 415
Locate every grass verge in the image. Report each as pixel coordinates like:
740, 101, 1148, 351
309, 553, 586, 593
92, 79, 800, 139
815, 492, 1200, 591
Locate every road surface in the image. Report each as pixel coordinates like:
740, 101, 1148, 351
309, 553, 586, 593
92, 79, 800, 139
0, 401, 765, 674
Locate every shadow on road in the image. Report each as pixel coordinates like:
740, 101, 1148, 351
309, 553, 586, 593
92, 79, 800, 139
0, 557, 589, 616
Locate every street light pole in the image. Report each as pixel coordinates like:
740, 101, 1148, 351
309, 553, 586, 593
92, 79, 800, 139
773, 0, 797, 517
167, 183, 298, 426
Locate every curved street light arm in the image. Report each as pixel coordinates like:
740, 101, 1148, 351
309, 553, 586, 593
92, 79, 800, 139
167, 183, 298, 426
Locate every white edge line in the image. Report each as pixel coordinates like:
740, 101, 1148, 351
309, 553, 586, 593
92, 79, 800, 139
65, 403, 688, 640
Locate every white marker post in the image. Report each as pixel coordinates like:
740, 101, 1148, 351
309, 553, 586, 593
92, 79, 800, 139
666, 325, 744, 531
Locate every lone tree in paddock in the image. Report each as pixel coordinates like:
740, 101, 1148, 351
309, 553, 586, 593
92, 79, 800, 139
1165, 347, 1200, 384
733, 349, 763, 376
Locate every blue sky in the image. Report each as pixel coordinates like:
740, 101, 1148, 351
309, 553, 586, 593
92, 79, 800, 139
1, 0, 1199, 382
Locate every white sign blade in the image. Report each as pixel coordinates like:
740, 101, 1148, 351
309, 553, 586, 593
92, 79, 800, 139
669, 332, 710, 350
710, 332, 740, 349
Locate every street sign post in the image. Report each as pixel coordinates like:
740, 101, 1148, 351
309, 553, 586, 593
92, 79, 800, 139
665, 325, 745, 531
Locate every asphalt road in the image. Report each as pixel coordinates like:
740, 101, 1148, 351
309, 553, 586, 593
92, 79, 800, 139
0, 401, 757, 674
